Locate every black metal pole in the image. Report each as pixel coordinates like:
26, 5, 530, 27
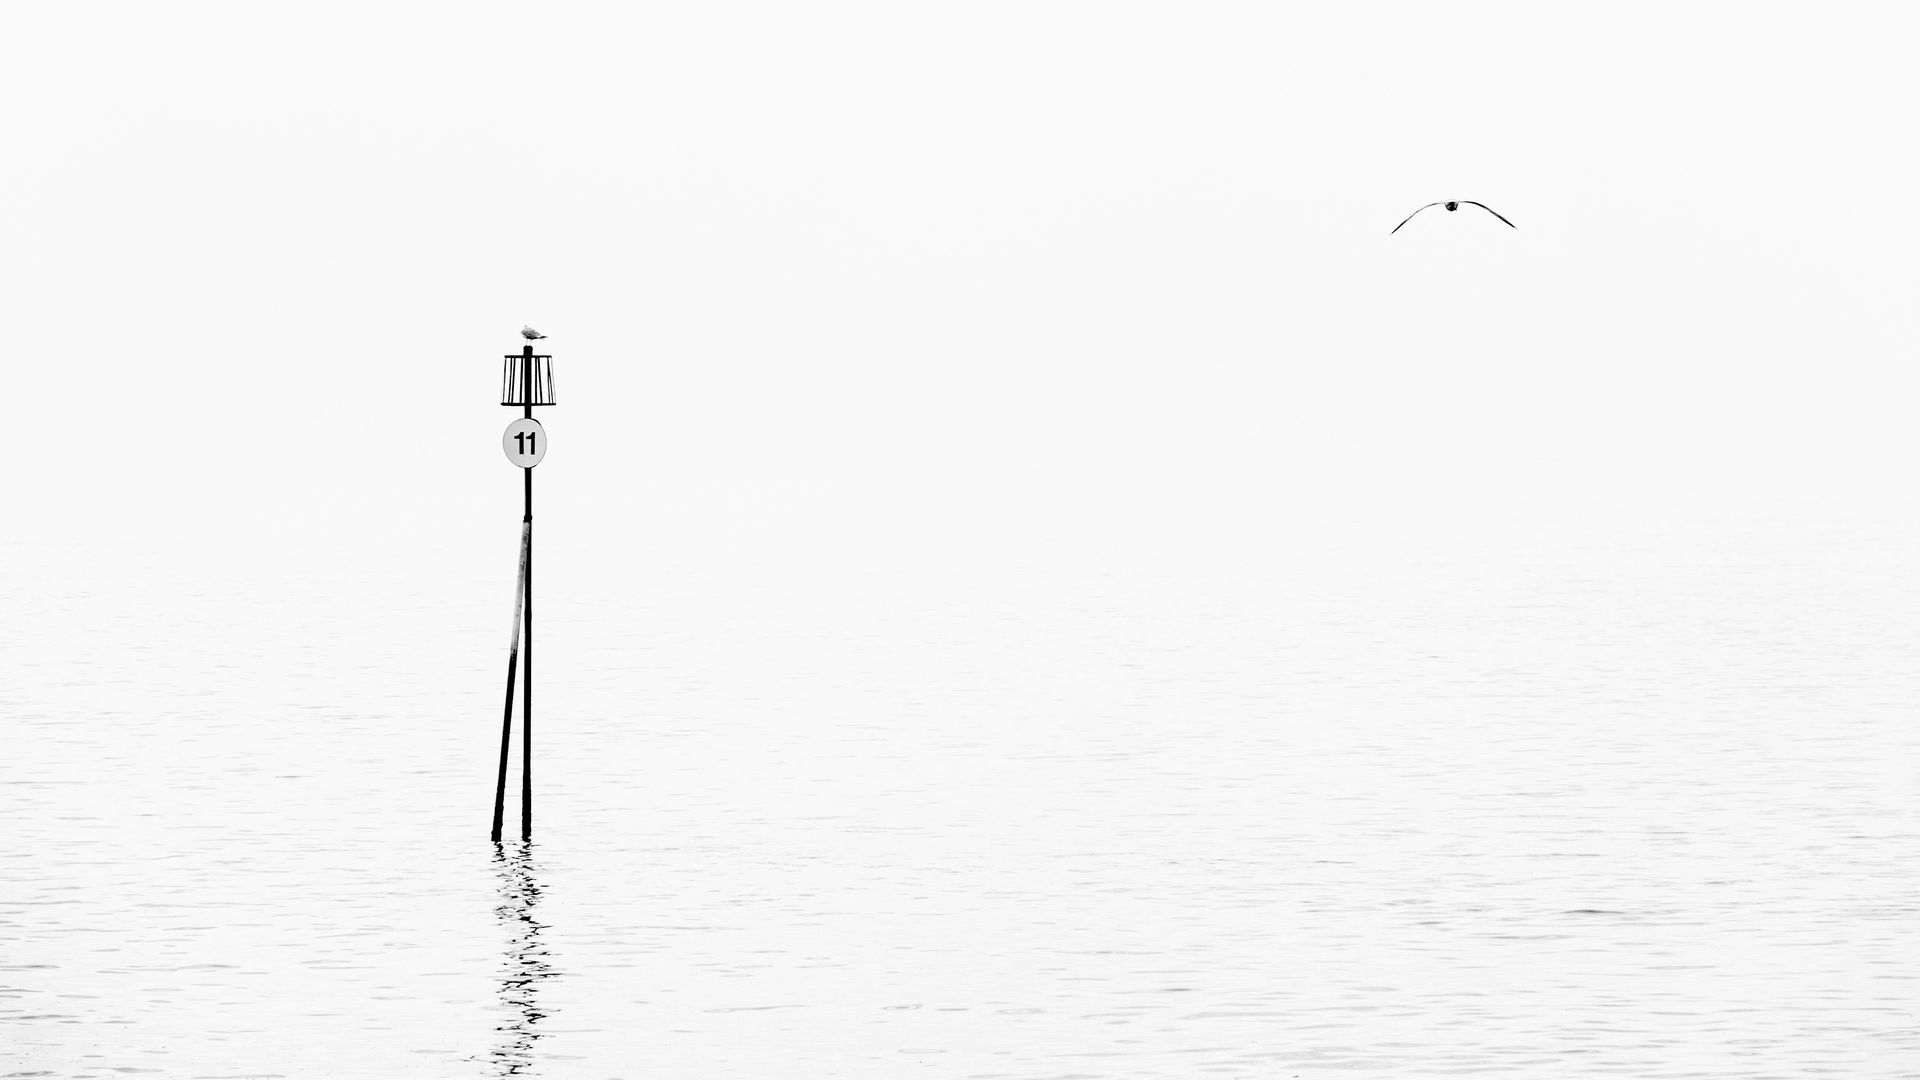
491, 523, 530, 843
521, 346, 534, 842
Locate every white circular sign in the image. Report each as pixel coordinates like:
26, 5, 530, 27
502, 418, 547, 468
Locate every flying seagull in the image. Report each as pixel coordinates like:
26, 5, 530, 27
521, 326, 547, 340
1390, 200, 1516, 234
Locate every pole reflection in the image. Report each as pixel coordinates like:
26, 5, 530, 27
489, 840, 557, 1075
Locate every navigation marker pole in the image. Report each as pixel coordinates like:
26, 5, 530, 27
491, 523, 529, 843
493, 337, 554, 842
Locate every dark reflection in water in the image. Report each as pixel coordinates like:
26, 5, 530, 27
489, 840, 557, 1075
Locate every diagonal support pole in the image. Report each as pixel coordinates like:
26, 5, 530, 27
491, 520, 531, 843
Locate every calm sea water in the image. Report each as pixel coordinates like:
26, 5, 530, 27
5, 504, 1917, 1078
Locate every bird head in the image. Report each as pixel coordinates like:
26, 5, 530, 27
1444, 201, 1458, 211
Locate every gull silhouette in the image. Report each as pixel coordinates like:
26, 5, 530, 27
1390, 201, 1516, 234
521, 326, 547, 340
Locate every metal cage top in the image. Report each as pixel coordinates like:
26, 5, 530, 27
501, 347, 556, 407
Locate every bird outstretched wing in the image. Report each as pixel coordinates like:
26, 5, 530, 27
1458, 201, 1516, 228
1390, 202, 1444, 234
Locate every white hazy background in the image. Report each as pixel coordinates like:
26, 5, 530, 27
5, 3, 1919, 1078
8, 2, 1916, 576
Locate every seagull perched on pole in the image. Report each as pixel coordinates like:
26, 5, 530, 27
521, 325, 547, 340
1390, 200, 1516, 234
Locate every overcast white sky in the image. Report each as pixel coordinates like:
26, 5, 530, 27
6, 3, 1916, 597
